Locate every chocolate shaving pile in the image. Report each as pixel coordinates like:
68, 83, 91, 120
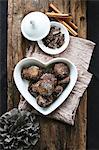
42, 26, 65, 49
21, 63, 70, 108
0, 108, 40, 150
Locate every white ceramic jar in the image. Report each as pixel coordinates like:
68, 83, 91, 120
21, 12, 51, 41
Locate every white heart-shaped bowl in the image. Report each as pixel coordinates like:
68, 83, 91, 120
13, 57, 78, 115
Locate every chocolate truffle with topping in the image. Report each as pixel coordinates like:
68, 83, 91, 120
21, 66, 42, 81
58, 76, 70, 86
54, 63, 70, 79
36, 95, 54, 107
28, 73, 57, 97
53, 85, 63, 98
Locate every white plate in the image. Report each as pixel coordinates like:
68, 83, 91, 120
13, 57, 77, 115
37, 21, 70, 55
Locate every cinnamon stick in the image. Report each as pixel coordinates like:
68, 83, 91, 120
49, 3, 61, 13
57, 19, 78, 36
49, 3, 78, 33
46, 12, 77, 30
67, 21, 78, 30
51, 11, 72, 22
49, 11, 77, 36
46, 12, 72, 19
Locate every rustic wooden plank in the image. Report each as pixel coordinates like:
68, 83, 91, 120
7, 0, 14, 110
7, 0, 87, 150
38, 1, 70, 149
70, 0, 86, 37
7, 0, 24, 110
62, 0, 70, 14
69, 1, 87, 150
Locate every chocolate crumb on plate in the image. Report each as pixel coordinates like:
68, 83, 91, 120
42, 26, 65, 49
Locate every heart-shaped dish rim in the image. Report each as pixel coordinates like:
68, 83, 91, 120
13, 57, 78, 115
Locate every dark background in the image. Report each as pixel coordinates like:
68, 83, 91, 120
0, 0, 99, 149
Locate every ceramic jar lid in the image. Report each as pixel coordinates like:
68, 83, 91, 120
21, 12, 51, 41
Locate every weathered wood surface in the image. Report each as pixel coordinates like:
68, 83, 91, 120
7, 0, 87, 149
